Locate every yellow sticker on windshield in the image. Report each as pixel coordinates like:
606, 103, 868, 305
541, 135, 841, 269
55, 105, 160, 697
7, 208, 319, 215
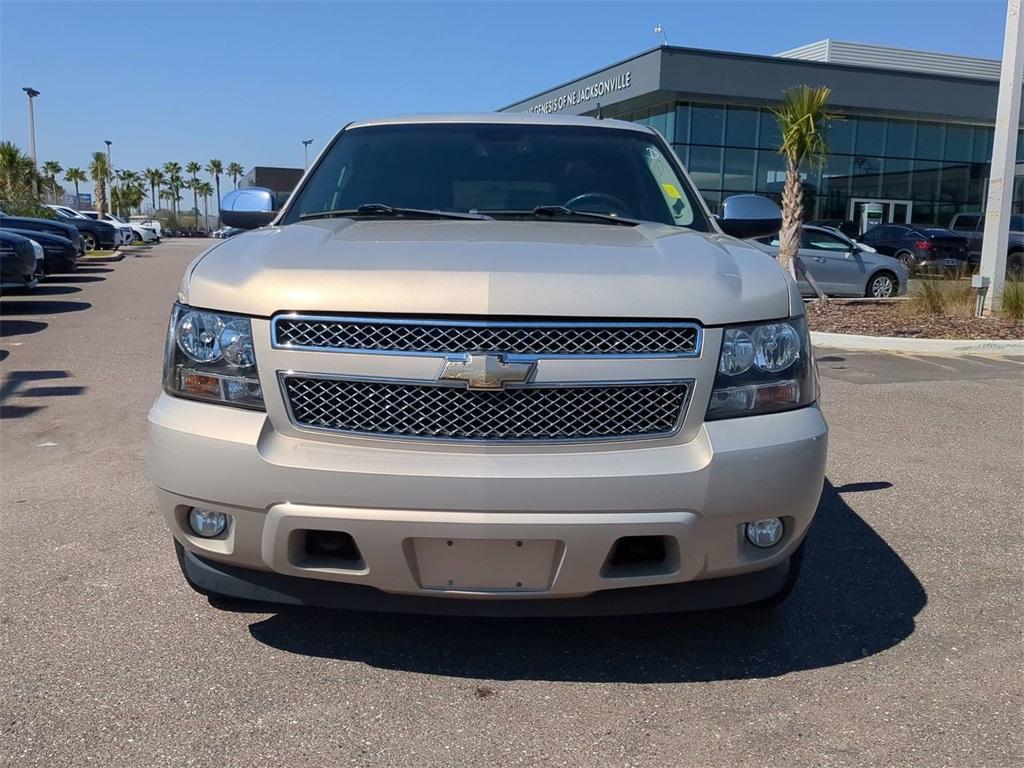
661, 183, 682, 199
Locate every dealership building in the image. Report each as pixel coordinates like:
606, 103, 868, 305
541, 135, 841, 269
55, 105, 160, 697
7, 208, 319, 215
500, 41, 1017, 229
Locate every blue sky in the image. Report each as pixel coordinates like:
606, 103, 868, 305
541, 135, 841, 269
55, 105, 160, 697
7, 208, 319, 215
0, 0, 1007, 193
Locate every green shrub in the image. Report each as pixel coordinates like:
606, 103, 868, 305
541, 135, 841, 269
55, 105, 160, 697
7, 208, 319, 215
908, 279, 974, 316
1002, 277, 1024, 320
0, 198, 55, 218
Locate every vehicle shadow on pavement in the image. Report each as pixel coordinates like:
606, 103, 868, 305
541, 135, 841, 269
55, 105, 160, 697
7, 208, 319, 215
0, 300, 91, 316
0, 319, 47, 338
42, 274, 106, 284
0, 370, 85, 420
246, 479, 926, 682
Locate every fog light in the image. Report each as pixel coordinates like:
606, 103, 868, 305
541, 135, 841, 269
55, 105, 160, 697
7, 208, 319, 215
745, 518, 784, 548
188, 507, 228, 538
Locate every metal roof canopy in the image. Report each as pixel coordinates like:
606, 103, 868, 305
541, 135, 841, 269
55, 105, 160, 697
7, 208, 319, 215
499, 44, 1004, 125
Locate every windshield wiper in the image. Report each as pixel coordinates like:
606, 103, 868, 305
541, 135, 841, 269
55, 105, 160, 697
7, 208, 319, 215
481, 206, 639, 226
299, 203, 491, 221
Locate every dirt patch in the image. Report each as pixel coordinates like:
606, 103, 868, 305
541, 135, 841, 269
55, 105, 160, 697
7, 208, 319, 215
805, 300, 1023, 340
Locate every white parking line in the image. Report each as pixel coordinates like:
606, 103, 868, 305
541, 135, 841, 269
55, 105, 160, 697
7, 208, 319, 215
900, 354, 958, 371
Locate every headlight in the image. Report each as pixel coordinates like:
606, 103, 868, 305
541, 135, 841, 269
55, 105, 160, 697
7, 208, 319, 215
164, 304, 264, 409
706, 316, 817, 420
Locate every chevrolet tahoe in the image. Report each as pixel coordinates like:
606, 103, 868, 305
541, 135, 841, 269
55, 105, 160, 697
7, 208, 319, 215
148, 114, 828, 616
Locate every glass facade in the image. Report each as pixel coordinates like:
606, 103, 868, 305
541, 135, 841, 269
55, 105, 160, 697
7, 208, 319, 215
614, 101, 1021, 229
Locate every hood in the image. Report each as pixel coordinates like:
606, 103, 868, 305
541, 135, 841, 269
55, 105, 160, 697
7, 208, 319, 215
183, 219, 795, 324
0, 215, 78, 238
1, 228, 75, 247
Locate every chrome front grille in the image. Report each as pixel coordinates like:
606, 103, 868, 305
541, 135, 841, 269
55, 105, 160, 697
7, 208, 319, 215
273, 316, 700, 356
282, 376, 690, 441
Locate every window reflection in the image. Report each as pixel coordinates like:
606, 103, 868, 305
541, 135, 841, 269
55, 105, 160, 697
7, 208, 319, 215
613, 99, 1014, 227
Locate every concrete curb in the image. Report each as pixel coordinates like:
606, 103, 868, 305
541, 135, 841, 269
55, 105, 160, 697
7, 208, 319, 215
811, 331, 1024, 355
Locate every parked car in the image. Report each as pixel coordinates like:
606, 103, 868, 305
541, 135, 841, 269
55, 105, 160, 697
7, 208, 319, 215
0, 230, 42, 292
47, 204, 131, 248
103, 212, 159, 244
17, 207, 115, 252
130, 215, 163, 238
857, 224, 970, 270
948, 212, 1024, 273
75, 210, 134, 246
809, 219, 859, 239
2, 227, 78, 273
0, 209, 85, 255
751, 225, 908, 298
151, 113, 827, 616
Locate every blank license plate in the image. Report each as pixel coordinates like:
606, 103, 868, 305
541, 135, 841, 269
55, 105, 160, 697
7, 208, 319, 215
413, 538, 558, 592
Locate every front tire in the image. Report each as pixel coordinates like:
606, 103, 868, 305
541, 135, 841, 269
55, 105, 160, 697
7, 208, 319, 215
894, 250, 916, 269
867, 270, 898, 298
81, 231, 98, 252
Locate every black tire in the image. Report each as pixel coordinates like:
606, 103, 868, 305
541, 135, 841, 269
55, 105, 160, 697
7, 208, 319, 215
81, 231, 98, 252
866, 270, 898, 298
132, 230, 143, 245
895, 250, 915, 269
1007, 251, 1024, 278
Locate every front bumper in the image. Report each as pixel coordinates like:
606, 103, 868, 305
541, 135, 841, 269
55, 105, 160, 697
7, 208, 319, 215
149, 394, 827, 611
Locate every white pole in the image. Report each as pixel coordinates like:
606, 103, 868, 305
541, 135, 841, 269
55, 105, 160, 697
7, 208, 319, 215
980, 0, 1024, 313
26, 94, 37, 165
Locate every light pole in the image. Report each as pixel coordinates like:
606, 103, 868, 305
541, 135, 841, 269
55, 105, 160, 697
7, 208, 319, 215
302, 139, 314, 169
104, 140, 113, 216
22, 87, 40, 165
979, 0, 1023, 314
654, 24, 668, 46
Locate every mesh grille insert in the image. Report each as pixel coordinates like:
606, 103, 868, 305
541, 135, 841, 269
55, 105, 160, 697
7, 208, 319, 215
283, 377, 689, 441
274, 317, 699, 356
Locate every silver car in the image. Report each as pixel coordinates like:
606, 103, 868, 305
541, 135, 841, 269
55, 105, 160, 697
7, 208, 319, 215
752, 225, 908, 298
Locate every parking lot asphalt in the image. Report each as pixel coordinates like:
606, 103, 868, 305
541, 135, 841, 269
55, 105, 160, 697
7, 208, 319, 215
1, 240, 1021, 768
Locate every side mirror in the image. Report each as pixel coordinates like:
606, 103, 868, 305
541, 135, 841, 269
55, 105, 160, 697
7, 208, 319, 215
718, 194, 783, 239
220, 187, 277, 229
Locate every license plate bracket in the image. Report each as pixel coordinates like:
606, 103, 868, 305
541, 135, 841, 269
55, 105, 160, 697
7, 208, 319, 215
412, 537, 558, 592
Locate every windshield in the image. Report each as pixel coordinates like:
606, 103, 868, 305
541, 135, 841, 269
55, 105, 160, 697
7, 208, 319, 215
282, 123, 708, 230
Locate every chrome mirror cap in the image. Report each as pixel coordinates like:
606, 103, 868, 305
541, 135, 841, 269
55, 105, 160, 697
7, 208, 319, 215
719, 194, 783, 239
220, 187, 276, 229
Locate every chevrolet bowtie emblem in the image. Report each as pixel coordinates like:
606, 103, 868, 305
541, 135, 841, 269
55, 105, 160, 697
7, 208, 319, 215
439, 353, 535, 390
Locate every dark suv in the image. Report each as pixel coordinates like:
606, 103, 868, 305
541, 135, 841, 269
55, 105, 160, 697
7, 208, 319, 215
858, 224, 970, 270
948, 213, 1024, 273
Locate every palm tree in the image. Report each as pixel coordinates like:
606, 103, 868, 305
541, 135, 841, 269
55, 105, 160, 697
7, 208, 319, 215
185, 161, 201, 226
41, 161, 63, 203
205, 159, 223, 225
0, 142, 38, 200
773, 85, 832, 276
89, 150, 110, 216
182, 178, 197, 226
160, 188, 179, 217
145, 168, 164, 213
163, 162, 182, 217
226, 162, 244, 189
64, 167, 86, 208
197, 180, 214, 231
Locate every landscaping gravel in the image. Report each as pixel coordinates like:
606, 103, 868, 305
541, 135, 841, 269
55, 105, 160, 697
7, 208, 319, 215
805, 300, 1023, 340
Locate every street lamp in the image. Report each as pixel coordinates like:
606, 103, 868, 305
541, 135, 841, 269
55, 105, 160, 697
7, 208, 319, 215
22, 87, 40, 165
302, 139, 314, 169
104, 140, 113, 215
654, 24, 668, 46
